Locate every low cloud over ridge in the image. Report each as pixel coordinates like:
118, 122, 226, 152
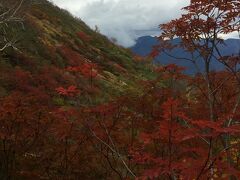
51, 0, 190, 47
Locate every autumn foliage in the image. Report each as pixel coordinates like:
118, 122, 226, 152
56, 85, 80, 97
0, 0, 239, 179
77, 31, 92, 42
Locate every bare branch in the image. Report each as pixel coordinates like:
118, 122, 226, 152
88, 127, 136, 178
0, 0, 25, 53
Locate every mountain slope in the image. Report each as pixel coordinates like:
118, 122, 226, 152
132, 36, 240, 74
0, 1, 154, 104
0, 1, 158, 178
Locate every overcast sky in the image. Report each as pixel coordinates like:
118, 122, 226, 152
50, 0, 189, 47
50, 0, 239, 47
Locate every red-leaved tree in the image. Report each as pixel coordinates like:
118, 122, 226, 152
131, 0, 240, 179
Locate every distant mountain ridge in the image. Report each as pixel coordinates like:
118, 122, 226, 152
131, 36, 240, 74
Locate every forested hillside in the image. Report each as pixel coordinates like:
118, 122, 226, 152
0, 0, 154, 179
0, 0, 153, 103
0, 0, 240, 179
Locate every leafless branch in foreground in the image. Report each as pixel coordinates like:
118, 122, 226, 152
0, 0, 25, 52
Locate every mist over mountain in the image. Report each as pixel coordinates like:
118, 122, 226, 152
131, 36, 240, 74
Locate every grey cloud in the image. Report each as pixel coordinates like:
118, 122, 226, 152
51, 0, 190, 47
